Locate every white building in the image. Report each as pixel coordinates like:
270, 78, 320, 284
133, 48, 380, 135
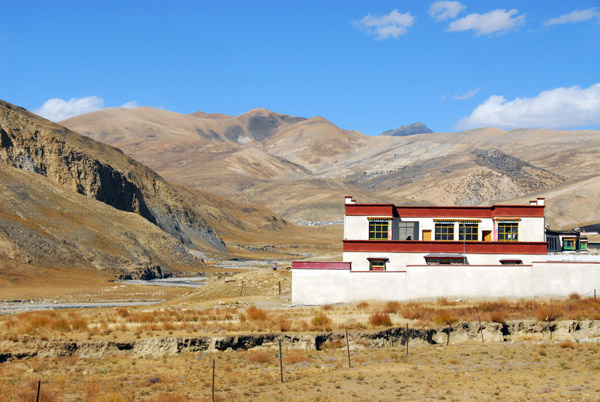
342, 195, 547, 270
292, 197, 600, 304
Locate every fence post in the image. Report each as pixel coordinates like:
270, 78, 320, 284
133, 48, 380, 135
240, 283, 244, 297
36, 381, 41, 402
447, 323, 451, 346
278, 281, 281, 295
478, 315, 484, 342
212, 359, 215, 402
279, 338, 284, 383
595, 289, 597, 301
346, 330, 352, 368
405, 323, 409, 356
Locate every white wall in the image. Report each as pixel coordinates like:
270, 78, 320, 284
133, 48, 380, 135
292, 261, 600, 304
343, 251, 542, 271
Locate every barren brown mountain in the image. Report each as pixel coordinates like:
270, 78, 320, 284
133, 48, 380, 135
0, 100, 340, 287
63, 107, 600, 228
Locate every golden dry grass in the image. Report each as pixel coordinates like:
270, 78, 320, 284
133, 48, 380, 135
1, 341, 599, 401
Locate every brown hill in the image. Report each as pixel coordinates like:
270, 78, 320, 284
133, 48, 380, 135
0, 163, 201, 280
61, 107, 600, 227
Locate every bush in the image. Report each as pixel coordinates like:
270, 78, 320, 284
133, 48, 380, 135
384, 301, 401, 314
246, 306, 268, 321
247, 350, 274, 364
434, 312, 458, 326
369, 312, 392, 327
489, 312, 506, 324
283, 350, 311, 364
534, 305, 560, 322
311, 313, 332, 330
356, 301, 369, 310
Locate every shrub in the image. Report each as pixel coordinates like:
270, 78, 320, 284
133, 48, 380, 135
311, 313, 332, 330
321, 304, 334, 311
356, 301, 369, 310
369, 312, 392, 327
283, 350, 310, 364
534, 305, 560, 322
434, 312, 458, 326
384, 301, 401, 314
246, 306, 268, 321
277, 315, 291, 332
568, 293, 581, 301
559, 341, 576, 349
437, 297, 457, 306
247, 350, 274, 364
489, 312, 507, 324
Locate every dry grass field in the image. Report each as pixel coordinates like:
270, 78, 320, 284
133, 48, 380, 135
1, 338, 600, 401
2, 267, 600, 401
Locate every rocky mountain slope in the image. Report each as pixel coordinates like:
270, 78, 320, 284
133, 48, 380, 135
0, 100, 314, 281
380, 122, 433, 136
62, 107, 600, 228
0, 163, 200, 279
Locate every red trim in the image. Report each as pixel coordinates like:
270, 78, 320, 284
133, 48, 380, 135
343, 240, 548, 255
532, 261, 600, 264
406, 264, 533, 267
291, 261, 351, 270
367, 257, 389, 261
350, 270, 407, 273
345, 204, 544, 218
345, 204, 395, 216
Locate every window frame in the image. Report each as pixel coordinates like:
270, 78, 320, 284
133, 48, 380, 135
368, 258, 388, 271
498, 222, 519, 242
459, 223, 479, 241
435, 223, 454, 241
368, 218, 391, 240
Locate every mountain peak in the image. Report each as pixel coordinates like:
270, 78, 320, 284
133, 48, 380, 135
380, 122, 433, 137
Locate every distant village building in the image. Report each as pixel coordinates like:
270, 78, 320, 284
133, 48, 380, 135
292, 196, 600, 304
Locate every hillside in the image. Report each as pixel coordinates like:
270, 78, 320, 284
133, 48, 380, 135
1, 100, 343, 286
62, 107, 600, 227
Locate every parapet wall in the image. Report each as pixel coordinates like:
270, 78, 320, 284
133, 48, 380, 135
292, 261, 600, 304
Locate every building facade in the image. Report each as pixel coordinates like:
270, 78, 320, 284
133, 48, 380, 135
342, 196, 547, 271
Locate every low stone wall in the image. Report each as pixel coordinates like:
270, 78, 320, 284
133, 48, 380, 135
292, 261, 600, 304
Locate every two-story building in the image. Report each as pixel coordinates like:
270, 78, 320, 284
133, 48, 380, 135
342, 196, 547, 271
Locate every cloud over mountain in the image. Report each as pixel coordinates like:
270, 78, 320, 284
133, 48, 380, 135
457, 83, 600, 130
35, 96, 139, 121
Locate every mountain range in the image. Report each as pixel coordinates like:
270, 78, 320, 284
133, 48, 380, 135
62, 107, 600, 228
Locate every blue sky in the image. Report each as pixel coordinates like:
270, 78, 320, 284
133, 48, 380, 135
1, 1, 599, 134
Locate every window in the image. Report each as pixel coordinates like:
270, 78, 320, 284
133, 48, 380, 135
498, 222, 518, 241
500, 259, 523, 265
398, 221, 417, 240
563, 239, 575, 250
369, 220, 389, 240
581, 241, 588, 250
459, 223, 478, 241
435, 223, 454, 241
369, 259, 387, 271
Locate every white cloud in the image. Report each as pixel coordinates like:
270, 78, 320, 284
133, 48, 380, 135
355, 9, 415, 39
447, 9, 525, 36
121, 101, 140, 109
35, 96, 104, 122
457, 83, 600, 130
544, 8, 600, 26
452, 87, 482, 100
429, 1, 466, 22
34, 96, 141, 121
